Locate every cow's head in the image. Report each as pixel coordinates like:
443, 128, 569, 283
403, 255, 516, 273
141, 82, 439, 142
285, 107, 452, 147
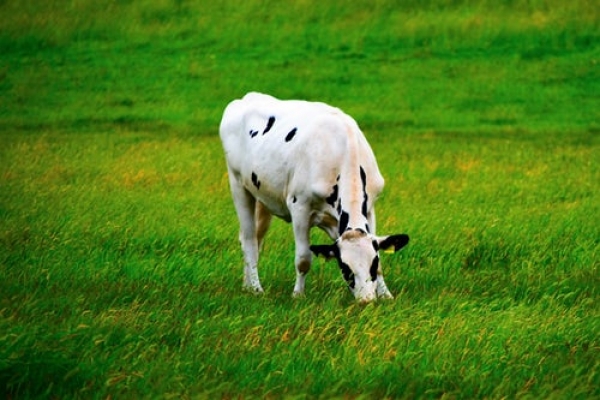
310, 229, 409, 303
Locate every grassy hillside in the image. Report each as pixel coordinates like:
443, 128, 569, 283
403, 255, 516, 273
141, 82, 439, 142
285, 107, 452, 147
1, 0, 598, 134
1, 0, 598, 398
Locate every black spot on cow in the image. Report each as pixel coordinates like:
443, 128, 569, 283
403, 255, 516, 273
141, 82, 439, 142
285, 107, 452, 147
365, 223, 371, 233
285, 128, 297, 142
249, 129, 259, 138
336, 202, 342, 216
292, 196, 297, 203
251, 172, 261, 189
360, 166, 368, 218
360, 166, 367, 187
263, 116, 276, 134
338, 210, 349, 235
369, 255, 379, 282
326, 184, 338, 208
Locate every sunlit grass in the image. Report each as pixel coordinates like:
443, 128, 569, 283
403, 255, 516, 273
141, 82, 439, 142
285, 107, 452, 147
1, 128, 598, 398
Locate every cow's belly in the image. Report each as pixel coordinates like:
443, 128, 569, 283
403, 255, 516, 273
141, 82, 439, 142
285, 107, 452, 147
254, 188, 338, 235
253, 190, 291, 222
238, 168, 292, 221
237, 162, 339, 229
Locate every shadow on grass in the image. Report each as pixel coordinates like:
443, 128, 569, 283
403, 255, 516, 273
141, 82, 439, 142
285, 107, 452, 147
0, 348, 95, 398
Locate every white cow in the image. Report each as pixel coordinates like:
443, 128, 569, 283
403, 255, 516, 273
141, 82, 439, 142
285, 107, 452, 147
219, 92, 409, 302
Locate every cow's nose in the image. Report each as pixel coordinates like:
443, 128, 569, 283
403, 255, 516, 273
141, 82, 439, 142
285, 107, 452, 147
355, 287, 377, 303
357, 293, 377, 304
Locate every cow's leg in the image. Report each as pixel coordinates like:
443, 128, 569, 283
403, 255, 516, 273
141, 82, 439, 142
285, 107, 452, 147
375, 273, 394, 300
255, 201, 272, 250
228, 172, 264, 293
369, 208, 394, 299
289, 199, 312, 297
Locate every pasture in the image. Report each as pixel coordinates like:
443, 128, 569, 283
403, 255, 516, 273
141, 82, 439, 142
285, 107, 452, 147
1, 0, 598, 398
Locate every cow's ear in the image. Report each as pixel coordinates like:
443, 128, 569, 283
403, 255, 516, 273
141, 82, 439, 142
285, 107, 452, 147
377, 234, 409, 253
310, 244, 338, 260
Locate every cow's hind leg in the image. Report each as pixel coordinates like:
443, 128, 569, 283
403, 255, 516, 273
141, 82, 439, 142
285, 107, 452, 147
255, 201, 272, 250
228, 171, 264, 294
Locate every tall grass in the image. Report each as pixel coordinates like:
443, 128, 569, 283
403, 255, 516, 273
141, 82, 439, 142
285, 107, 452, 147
1, 0, 599, 398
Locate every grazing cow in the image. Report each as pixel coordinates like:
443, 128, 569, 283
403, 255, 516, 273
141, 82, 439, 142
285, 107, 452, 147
219, 92, 409, 302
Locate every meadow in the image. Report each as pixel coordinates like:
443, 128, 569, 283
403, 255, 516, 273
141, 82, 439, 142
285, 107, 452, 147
1, 0, 599, 398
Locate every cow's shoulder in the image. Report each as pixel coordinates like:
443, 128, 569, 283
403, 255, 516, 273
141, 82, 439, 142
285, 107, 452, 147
221, 92, 274, 121
241, 91, 278, 103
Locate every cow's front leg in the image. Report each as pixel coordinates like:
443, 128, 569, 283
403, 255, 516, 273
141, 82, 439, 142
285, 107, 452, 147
241, 233, 263, 294
368, 207, 394, 300
228, 172, 263, 294
375, 271, 394, 299
289, 200, 312, 298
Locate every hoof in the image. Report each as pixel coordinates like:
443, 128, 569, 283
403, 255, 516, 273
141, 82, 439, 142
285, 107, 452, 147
292, 291, 305, 299
378, 292, 394, 300
243, 285, 264, 295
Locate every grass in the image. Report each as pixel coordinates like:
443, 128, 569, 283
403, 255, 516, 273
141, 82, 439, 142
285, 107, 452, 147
1, 0, 599, 398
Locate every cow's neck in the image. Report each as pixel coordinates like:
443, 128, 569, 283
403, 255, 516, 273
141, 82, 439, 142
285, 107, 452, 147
336, 126, 370, 235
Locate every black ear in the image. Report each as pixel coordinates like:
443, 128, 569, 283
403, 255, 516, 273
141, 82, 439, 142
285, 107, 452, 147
378, 234, 409, 253
310, 244, 338, 260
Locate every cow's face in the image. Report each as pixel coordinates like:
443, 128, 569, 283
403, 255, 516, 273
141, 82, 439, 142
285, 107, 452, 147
311, 230, 409, 303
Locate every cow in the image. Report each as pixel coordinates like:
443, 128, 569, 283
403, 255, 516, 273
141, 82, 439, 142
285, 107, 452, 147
219, 92, 409, 303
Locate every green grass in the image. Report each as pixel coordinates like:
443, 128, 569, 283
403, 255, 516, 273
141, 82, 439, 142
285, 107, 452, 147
1, 0, 599, 398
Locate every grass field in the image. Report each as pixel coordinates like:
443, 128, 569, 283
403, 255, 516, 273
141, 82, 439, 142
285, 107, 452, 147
1, 0, 599, 398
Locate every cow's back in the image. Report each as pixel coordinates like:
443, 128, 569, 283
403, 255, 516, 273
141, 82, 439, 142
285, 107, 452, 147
219, 92, 383, 220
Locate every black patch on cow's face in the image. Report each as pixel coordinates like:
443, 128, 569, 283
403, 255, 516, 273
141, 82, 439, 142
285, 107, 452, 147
249, 129, 259, 138
326, 184, 338, 208
339, 261, 355, 289
336, 202, 342, 216
285, 128, 297, 142
338, 210, 349, 235
369, 255, 379, 282
251, 172, 261, 189
292, 196, 297, 203
372, 239, 379, 252
312, 244, 354, 289
263, 116, 276, 134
